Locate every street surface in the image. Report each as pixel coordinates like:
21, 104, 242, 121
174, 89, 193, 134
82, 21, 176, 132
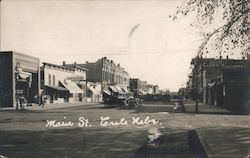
0, 102, 249, 158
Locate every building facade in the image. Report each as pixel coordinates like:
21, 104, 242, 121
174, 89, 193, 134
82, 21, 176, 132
130, 78, 147, 95
130, 78, 159, 95
189, 56, 250, 112
86, 82, 102, 102
41, 62, 87, 104
63, 57, 130, 90
0, 51, 40, 108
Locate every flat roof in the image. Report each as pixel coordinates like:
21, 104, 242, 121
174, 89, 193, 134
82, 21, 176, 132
43, 62, 75, 71
64, 64, 88, 71
0, 51, 40, 61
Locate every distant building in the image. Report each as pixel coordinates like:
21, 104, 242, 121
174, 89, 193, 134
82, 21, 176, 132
189, 56, 250, 112
130, 78, 147, 95
41, 62, 87, 104
0, 51, 40, 108
86, 82, 102, 102
130, 78, 159, 95
145, 84, 154, 94
63, 57, 130, 90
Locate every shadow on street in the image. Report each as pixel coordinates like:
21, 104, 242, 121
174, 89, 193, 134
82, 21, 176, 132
0, 128, 147, 158
129, 101, 244, 116
133, 129, 193, 158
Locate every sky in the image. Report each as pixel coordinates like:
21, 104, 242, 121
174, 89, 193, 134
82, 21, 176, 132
0, 0, 202, 91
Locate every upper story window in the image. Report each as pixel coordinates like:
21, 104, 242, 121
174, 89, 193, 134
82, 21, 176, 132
48, 74, 51, 85
53, 75, 55, 85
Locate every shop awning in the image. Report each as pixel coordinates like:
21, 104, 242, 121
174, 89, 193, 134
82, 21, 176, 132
114, 86, 126, 94
109, 86, 118, 93
45, 85, 69, 91
121, 87, 129, 93
88, 86, 100, 94
59, 80, 83, 94
103, 89, 111, 95
19, 70, 32, 79
139, 90, 146, 95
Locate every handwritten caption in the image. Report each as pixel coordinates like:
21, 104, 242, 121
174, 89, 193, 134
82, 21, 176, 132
45, 116, 161, 128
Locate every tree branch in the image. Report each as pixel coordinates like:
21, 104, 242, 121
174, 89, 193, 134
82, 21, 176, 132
221, 8, 250, 38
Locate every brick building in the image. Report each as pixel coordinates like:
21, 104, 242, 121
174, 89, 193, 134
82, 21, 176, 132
63, 57, 130, 90
130, 78, 147, 95
130, 78, 159, 95
189, 56, 250, 112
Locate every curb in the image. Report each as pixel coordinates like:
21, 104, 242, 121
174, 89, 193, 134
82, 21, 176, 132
0, 102, 100, 111
196, 129, 214, 158
188, 129, 214, 158
26, 102, 100, 111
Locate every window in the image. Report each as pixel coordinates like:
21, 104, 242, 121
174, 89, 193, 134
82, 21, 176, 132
53, 75, 55, 85
48, 74, 51, 85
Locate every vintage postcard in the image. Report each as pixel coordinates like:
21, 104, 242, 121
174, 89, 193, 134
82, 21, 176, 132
0, 0, 249, 158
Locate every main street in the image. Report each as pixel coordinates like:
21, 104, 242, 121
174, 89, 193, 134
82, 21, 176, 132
0, 102, 249, 158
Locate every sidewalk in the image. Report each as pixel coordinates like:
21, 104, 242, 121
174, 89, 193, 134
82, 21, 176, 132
0, 102, 99, 111
184, 102, 250, 158
184, 102, 233, 114
196, 126, 250, 158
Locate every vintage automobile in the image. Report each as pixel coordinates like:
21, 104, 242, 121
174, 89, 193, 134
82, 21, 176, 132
120, 97, 142, 109
103, 85, 125, 107
103, 85, 142, 108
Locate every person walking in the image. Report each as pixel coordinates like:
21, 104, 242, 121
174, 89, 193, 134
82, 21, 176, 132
39, 95, 44, 108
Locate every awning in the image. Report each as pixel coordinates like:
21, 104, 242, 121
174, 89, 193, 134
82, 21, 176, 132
139, 90, 146, 95
45, 85, 69, 91
114, 86, 126, 94
121, 87, 129, 93
88, 86, 99, 94
208, 82, 216, 88
109, 86, 118, 93
19, 70, 32, 79
103, 89, 111, 95
142, 90, 147, 95
59, 79, 83, 94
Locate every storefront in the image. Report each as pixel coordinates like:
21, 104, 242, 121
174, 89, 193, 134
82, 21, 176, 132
59, 79, 83, 102
41, 62, 87, 104
0, 51, 40, 108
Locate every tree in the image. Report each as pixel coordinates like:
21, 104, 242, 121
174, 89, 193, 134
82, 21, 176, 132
171, 0, 250, 58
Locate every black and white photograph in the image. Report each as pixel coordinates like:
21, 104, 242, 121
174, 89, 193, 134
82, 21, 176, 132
0, 0, 249, 157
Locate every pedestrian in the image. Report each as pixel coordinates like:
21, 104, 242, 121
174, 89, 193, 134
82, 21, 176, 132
19, 97, 24, 110
39, 95, 44, 107
34, 95, 38, 105
173, 98, 186, 112
178, 99, 186, 112
16, 97, 19, 110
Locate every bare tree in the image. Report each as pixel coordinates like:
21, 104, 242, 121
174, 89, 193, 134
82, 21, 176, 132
171, 0, 250, 58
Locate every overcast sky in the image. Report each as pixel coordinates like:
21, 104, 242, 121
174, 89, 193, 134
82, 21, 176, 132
0, 0, 202, 91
